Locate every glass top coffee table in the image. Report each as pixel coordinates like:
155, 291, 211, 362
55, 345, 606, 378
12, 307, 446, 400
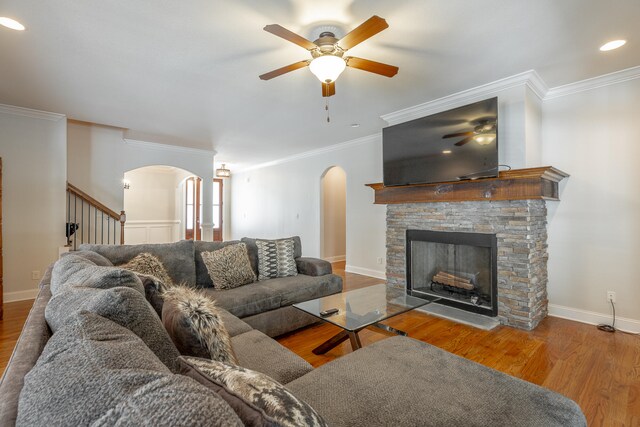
293, 283, 439, 354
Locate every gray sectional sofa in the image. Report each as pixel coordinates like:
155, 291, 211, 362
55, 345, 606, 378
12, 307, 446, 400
0, 239, 587, 426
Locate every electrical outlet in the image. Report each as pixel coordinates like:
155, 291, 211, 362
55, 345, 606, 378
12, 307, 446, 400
31, 270, 40, 280
606, 291, 616, 303
376, 257, 383, 264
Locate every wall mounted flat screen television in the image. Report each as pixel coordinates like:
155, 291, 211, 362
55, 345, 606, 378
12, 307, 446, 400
383, 97, 498, 186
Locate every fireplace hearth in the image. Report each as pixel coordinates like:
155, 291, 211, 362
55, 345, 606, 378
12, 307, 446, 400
406, 230, 497, 317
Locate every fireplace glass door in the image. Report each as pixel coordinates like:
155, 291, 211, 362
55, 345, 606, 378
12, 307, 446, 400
406, 230, 497, 316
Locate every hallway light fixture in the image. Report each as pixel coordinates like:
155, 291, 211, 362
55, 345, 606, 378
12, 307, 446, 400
216, 164, 231, 178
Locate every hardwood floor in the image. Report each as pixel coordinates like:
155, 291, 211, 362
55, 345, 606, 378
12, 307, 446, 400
276, 261, 640, 426
0, 262, 638, 425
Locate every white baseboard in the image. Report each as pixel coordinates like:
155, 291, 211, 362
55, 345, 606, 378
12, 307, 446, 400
548, 304, 640, 334
324, 255, 346, 263
345, 265, 386, 280
4, 288, 39, 303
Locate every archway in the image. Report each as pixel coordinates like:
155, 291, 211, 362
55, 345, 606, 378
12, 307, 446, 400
320, 166, 346, 264
123, 165, 199, 244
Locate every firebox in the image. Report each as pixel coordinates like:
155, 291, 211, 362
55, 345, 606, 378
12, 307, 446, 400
406, 230, 497, 317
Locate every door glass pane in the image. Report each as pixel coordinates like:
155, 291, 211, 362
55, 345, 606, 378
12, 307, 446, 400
186, 179, 194, 204
186, 205, 194, 229
213, 181, 220, 205
213, 210, 220, 229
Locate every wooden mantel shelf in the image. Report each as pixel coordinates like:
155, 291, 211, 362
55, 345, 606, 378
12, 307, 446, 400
366, 166, 569, 205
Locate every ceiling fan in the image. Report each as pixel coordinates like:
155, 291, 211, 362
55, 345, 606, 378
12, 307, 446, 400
443, 119, 497, 147
259, 15, 399, 97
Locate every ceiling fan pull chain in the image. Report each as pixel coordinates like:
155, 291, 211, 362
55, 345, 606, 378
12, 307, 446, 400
325, 96, 330, 123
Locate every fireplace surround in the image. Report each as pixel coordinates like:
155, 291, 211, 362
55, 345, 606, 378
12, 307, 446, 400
367, 166, 569, 330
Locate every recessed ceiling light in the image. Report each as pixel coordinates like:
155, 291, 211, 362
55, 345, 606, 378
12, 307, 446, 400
0, 17, 25, 31
350, 123, 360, 128
599, 40, 626, 51
442, 150, 452, 154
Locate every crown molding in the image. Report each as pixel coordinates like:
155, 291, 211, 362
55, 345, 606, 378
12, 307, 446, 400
0, 103, 66, 121
237, 133, 381, 173
123, 138, 216, 157
381, 70, 548, 126
545, 65, 640, 100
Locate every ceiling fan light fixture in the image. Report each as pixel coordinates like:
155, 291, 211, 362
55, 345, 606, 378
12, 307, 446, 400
309, 55, 346, 83
473, 133, 496, 145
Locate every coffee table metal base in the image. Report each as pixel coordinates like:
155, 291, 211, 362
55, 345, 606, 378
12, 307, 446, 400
311, 322, 407, 355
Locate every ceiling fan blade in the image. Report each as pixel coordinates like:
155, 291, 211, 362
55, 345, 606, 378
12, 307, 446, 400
322, 82, 336, 97
345, 57, 398, 77
443, 131, 474, 139
454, 136, 474, 147
259, 60, 310, 80
338, 15, 389, 51
263, 24, 318, 50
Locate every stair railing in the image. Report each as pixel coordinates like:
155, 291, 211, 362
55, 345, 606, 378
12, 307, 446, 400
66, 183, 126, 250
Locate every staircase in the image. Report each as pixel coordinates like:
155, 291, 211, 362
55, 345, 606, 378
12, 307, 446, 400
66, 183, 126, 250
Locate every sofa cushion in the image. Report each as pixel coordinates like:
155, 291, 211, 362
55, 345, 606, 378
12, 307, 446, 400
259, 274, 343, 306
203, 282, 282, 318
17, 312, 242, 427
217, 307, 253, 337
255, 238, 298, 280
194, 240, 241, 288
241, 236, 302, 277
201, 243, 256, 290
286, 336, 586, 427
231, 329, 313, 384
45, 286, 181, 372
162, 286, 237, 364
79, 239, 196, 285
50, 253, 144, 296
178, 356, 327, 427
121, 252, 175, 288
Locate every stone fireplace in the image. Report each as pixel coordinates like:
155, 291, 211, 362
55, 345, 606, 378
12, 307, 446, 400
367, 166, 568, 331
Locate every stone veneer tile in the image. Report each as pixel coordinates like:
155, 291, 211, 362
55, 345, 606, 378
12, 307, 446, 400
386, 200, 548, 330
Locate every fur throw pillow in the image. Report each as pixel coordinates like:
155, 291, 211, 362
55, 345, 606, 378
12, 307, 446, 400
201, 243, 256, 290
178, 356, 327, 427
162, 286, 237, 365
120, 252, 174, 288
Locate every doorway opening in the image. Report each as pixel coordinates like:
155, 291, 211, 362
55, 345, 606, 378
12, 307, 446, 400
123, 166, 198, 244
320, 166, 346, 264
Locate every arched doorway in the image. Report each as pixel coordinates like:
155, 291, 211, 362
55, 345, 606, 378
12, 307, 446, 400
123, 165, 198, 244
320, 166, 346, 264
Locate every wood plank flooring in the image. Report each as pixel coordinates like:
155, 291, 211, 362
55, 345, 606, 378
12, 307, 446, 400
0, 262, 638, 425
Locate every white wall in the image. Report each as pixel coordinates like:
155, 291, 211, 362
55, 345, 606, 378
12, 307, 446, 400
543, 77, 640, 328
67, 121, 217, 239
231, 135, 387, 278
321, 166, 346, 261
0, 105, 67, 301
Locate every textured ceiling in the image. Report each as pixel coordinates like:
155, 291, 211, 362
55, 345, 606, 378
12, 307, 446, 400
0, 0, 639, 169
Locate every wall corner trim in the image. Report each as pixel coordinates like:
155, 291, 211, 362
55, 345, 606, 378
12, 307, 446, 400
236, 133, 381, 173
122, 138, 216, 157
380, 70, 547, 126
0, 103, 66, 121
544, 65, 640, 100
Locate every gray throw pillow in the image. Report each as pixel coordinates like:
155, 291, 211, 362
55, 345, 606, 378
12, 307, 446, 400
178, 356, 327, 427
45, 286, 181, 372
201, 243, 256, 290
255, 238, 298, 280
17, 312, 242, 427
162, 286, 237, 364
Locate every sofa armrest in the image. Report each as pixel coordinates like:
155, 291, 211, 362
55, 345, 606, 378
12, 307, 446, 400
296, 257, 332, 276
